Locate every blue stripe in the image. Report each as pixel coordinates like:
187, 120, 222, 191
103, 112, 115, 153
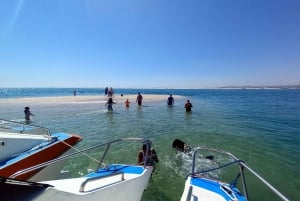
190, 177, 246, 201
11, 126, 35, 131
86, 164, 144, 178
0, 133, 70, 166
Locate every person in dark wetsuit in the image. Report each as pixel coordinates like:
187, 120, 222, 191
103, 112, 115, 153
24, 106, 34, 121
184, 100, 193, 112
136, 92, 143, 106
167, 94, 174, 106
106, 97, 116, 111
104, 87, 108, 96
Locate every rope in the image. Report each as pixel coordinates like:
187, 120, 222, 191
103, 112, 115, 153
230, 173, 241, 188
189, 159, 244, 178
220, 183, 238, 201
57, 137, 100, 163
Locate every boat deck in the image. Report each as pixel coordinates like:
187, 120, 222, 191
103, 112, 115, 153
188, 176, 246, 201
41, 164, 149, 194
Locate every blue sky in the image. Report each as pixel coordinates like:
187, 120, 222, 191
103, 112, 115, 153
0, 0, 299, 88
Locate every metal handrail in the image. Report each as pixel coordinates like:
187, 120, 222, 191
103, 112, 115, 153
0, 118, 51, 136
240, 161, 289, 201
190, 147, 290, 201
79, 171, 124, 192
189, 159, 244, 176
10, 137, 145, 179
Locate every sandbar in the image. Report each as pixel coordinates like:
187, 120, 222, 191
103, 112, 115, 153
0, 94, 184, 104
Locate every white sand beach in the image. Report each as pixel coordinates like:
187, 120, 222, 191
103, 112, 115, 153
0, 94, 184, 104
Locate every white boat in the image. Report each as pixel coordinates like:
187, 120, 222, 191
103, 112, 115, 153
180, 147, 290, 201
0, 138, 155, 201
0, 119, 82, 181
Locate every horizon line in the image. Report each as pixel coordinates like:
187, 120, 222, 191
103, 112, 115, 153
1, 84, 300, 90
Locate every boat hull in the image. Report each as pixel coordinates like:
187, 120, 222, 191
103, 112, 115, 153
0, 133, 82, 181
0, 132, 48, 162
0, 164, 153, 201
181, 176, 246, 201
0, 138, 158, 201
38, 164, 153, 201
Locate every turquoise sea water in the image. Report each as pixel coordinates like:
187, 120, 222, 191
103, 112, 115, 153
0, 88, 299, 201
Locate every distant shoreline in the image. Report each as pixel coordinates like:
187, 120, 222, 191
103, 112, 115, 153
219, 85, 300, 90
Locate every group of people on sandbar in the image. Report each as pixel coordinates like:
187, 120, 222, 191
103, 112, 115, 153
104, 87, 114, 97
168, 94, 193, 112
167, 94, 192, 112
105, 92, 143, 111
23, 92, 193, 122
105, 91, 193, 113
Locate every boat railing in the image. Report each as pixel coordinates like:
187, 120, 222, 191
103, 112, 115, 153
10, 137, 148, 179
0, 118, 51, 136
189, 147, 290, 201
79, 171, 125, 192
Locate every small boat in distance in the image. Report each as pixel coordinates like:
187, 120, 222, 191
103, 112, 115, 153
180, 146, 290, 201
0, 137, 155, 201
0, 119, 82, 181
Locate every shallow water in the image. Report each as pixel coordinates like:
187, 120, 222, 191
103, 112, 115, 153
0, 88, 299, 200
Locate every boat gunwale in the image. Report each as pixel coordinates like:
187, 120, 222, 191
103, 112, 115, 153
186, 146, 290, 201
0, 119, 51, 136
10, 137, 151, 179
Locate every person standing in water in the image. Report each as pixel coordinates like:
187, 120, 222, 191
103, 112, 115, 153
107, 87, 114, 97
106, 97, 116, 111
104, 87, 108, 96
125, 99, 130, 108
136, 92, 143, 106
137, 141, 159, 166
184, 100, 193, 112
24, 106, 34, 121
167, 94, 174, 106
